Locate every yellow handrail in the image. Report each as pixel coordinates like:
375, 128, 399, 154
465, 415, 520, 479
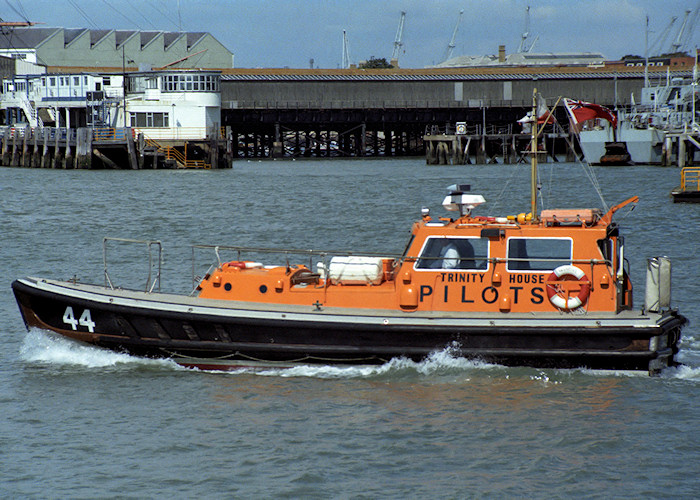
144, 137, 211, 168
680, 167, 700, 192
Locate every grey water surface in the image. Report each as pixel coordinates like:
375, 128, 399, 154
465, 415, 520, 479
1, 159, 699, 498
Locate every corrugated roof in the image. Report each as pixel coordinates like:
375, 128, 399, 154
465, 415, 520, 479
0, 27, 58, 49
139, 31, 160, 48
63, 28, 87, 46
163, 32, 182, 49
89, 30, 112, 46
186, 32, 207, 49
220, 69, 694, 82
115, 30, 137, 46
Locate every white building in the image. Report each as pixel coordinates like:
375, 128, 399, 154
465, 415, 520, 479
1, 69, 221, 140
126, 70, 221, 140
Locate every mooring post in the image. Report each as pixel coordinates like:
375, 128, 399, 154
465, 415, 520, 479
41, 127, 50, 168
11, 128, 19, 166
76, 127, 92, 169
0, 131, 8, 166
137, 132, 145, 169
21, 126, 30, 167
51, 127, 61, 168
63, 129, 74, 169
663, 136, 673, 166
126, 128, 139, 169
679, 135, 686, 168
31, 127, 40, 167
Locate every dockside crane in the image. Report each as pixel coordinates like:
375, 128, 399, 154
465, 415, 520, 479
518, 6, 531, 53
391, 11, 406, 63
649, 16, 677, 55
0, 19, 39, 30
669, 8, 697, 53
443, 9, 464, 62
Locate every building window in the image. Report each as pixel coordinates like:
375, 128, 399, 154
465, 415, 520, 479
159, 74, 220, 92
103, 76, 111, 86
130, 112, 170, 128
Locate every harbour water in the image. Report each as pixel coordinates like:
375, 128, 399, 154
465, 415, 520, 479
1, 159, 699, 498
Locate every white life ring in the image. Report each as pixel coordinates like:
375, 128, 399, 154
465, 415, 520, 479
546, 265, 591, 310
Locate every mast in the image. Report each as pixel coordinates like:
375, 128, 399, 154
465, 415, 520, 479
530, 88, 538, 220
644, 16, 649, 87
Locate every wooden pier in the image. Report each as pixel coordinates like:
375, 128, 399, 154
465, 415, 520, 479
423, 123, 578, 165
663, 130, 700, 167
0, 126, 233, 169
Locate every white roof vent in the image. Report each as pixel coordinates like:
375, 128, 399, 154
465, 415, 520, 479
442, 184, 485, 216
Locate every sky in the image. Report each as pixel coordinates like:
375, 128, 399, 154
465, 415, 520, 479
3, 0, 699, 68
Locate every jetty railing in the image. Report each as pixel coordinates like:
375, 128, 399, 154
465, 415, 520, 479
680, 166, 700, 192
134, 126, 225, 141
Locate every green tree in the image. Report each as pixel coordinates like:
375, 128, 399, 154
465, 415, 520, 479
359, 57, 393, 69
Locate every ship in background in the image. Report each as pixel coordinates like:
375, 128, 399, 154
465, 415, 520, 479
564, 70, 700, 165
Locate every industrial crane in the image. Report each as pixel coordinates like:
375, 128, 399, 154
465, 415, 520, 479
669, 7, 699, 53
517, 6, 538, 53
0, 20, 38, 27
649, 16, 677, 55
443, 9, 464, 62
391, 11, 406, 62
517, 6, 531, 53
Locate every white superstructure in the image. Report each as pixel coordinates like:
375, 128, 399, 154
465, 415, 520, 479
577, 75, 700, 165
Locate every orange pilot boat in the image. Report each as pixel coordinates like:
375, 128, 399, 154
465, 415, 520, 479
12, 91, 687, 374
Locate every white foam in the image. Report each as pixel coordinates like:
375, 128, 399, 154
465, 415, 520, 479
238, 344, 501, 379
660, 364, 700, 381
20, 328, 181, 370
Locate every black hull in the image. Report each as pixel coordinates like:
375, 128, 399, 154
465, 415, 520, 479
12, 278, 687, 373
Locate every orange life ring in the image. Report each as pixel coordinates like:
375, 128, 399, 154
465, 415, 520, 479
546, 265, 591, 310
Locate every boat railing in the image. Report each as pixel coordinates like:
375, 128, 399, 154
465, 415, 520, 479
103, 237, 162, 293
190, 244, 407, 292
189, 243, 611, 292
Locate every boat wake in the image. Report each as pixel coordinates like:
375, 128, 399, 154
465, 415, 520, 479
19, 329, 700, 381
20, 328, 182, 371
246, 348, 503, 380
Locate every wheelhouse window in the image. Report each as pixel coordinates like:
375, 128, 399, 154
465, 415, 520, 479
416, 237, 489, 270
507, 238, 572, 271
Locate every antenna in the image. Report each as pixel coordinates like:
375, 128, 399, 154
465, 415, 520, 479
444, 10, 464, 61
391, 11, 406, 62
